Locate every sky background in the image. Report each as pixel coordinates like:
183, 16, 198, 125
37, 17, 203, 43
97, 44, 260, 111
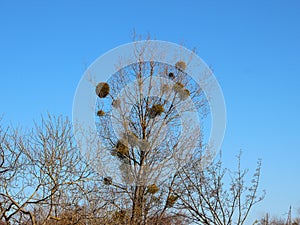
0, 0, 299, 223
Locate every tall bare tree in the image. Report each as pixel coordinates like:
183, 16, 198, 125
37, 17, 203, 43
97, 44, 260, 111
90, 39, 211, 225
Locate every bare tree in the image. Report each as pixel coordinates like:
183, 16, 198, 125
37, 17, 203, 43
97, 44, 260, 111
0, 39, 265, 225
174, 152, 265, 225
91, 40, 208, 225
75, 38, 266, 225
0, 115, 93, 225
257, 207, 300, 225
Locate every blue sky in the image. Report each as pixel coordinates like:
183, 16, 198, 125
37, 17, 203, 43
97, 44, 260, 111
0, 0, 300, 223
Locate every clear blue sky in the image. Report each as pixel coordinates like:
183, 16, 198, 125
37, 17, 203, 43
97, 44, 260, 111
0, 0, 299, 223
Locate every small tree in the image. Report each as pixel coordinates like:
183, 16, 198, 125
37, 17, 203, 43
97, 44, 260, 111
0, 115, 93, 224
174, 152, 265, 225
257, 207, 300, 225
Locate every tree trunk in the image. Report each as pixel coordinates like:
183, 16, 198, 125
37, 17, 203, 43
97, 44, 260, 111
131, 185, 145, 225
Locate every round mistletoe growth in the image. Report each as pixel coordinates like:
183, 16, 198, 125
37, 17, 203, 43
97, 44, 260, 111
115, 140, 129, 156
173, 82, 185, 93
96, 82, 110, 98
147, 184, 159, 194
175, 61, 187, 71
168, 72, 175, 79
97, 110, 105, 117
166, 195, 178, 207
148, 104, 164, 118
103, 177, 112, 185
179, 88, 190, 101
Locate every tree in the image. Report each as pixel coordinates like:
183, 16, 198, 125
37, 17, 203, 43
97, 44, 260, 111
0, 39, 265, 225
91, 40, 208, 224
87, 39, 264, 225
174, 152, 265, 225
0, 115, 93, 225
257, 207, 300, 225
